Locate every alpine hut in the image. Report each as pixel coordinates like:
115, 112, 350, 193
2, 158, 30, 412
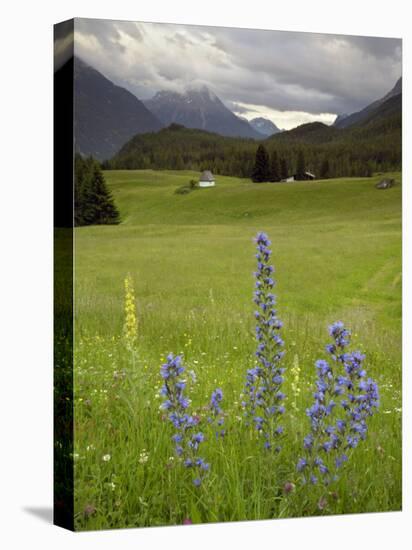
199, 170, 215, 188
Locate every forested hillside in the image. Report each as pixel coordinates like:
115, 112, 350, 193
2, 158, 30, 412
107, 100, 401, 178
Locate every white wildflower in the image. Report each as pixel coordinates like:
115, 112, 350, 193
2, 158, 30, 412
139, 450, 149, 464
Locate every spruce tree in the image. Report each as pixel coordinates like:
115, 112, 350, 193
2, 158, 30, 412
251, 145, 270, 182
320, 158, 330, 179
280, 158, 288, 180
269, 151, 280, 182
89, 165, 120, 224
296, 150, 306, 180
74, 155, 120, 226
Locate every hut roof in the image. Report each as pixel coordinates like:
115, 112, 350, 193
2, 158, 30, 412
375, 178, 394, 189
199, 170, 214, 182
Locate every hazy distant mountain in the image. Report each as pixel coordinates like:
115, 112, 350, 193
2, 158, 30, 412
333, 113, 349, 126
334, 77, 402, 129
74, 57, 162, 160
249, 117, 281, 136
145, 85, 262, 139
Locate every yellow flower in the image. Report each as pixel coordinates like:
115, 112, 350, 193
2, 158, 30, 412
123, 274, 138, 345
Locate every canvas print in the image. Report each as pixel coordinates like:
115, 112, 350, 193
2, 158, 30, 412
54, 18, 402, 531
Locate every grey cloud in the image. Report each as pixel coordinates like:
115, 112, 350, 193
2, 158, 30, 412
166, 31, 195, 49
73, 19, 402, 117
348, 35, 402, 59
54, 19, 73, 71
225, 101, 257, 115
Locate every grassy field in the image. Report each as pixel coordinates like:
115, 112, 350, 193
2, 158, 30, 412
73, 170, 401, 529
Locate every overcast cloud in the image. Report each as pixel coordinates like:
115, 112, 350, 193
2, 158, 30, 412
73, 18, 401, 129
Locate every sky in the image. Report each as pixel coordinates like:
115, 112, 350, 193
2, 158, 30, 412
72, 18, 402, 130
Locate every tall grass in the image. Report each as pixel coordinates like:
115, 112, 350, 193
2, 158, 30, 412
72, 171, 401, 530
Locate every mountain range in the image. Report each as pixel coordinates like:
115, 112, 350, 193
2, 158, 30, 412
68, 55, 401, 161
71, 57, 284, 159
144, 85, 262, 140
333, 77, 402, 129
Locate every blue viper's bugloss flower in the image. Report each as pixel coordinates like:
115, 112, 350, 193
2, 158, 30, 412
210, 388, 223, 414
160, 354, 209, 486
208, 388, 225, 438
243, 232, 286, 451
297, 322, 379, 485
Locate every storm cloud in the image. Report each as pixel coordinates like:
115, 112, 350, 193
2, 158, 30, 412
74, 18, 401, 129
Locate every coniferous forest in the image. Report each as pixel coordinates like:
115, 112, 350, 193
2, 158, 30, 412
103, 103, 401, 180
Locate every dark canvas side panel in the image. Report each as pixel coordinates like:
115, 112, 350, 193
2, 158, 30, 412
53, 18, 74, 531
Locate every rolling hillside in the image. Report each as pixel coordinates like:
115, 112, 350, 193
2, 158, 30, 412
75, 168, 402, 337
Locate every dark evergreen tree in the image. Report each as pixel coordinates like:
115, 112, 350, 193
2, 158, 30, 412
269, 150, 280, 182
251, 145, 270, 182
280, 158, 288, 180
89, 166, 120, 224
295, 150, 306, 180
75, 155, 120, 226
365, 161, 374, 177
320, 158, 330, 179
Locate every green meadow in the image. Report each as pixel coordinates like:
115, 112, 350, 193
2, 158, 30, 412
73, 170, 401, 529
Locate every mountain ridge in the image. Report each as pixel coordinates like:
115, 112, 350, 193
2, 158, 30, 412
145, 86, 262, 139
249, 117, 281, 136
334, 77, 402, 129
74, 57, 162, 160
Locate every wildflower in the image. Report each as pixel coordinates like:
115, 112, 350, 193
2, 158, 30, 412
123, 274, 138, 345
183, 518, 193, 525
208, 388, 225, 438
210, 388, 223, 414
243, 232, 286, 451
297, 458, 308, 472
160, 353, 209, 486
297, 322, 379, 486
139, 450, 149, 464
102, 454, 111, 462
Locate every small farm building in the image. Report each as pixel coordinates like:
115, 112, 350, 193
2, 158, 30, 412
199, 170, 215, 187
375, 178, 394, 189
281, 171, 316, 183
